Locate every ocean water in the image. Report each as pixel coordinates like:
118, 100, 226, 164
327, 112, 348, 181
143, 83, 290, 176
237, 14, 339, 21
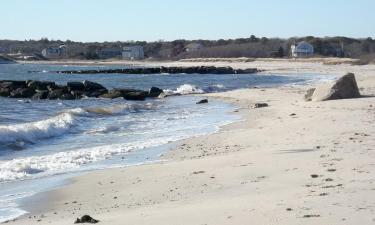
0, 63, 336, 222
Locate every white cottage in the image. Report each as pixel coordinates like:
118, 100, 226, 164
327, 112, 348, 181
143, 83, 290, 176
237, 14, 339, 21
291, 41, 314, 57
122, 46, 144, 60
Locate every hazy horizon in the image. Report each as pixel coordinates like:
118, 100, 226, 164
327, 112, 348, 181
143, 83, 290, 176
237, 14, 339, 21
2, 0, 375, 42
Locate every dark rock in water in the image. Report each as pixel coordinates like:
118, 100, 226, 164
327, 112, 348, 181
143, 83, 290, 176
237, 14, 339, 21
28, 81, 56, 91
47, 89, 65, 100
235, 68, 258, 74
67, 82, 85, 91
100, 88, 141, 99
0, 88, 11, 97
74, 215, 99, 224
196, 99, 208, 104
60, 93, 75, 100
124, 91, 148, 101
85, 89, 108, 98
10, 88, 36, 98
83, 80, 106, 91
55, 66, 258, 75
99, 89, 125, 99
253, 103, 269, 108
71, 90, 85, 99
32, 90, 49, 100
0, 81, 27, 90
148, 87, 164, 98
311, 73, 361, 101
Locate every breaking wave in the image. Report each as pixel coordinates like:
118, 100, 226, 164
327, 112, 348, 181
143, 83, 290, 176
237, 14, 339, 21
0, 103, 156, 149
0, 136, 179, 182
0, 108, 86, 148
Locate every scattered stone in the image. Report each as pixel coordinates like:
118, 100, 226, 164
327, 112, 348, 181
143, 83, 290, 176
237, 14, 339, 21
289, 113, 297, 116
310, 174, 319, 178
192, 171, 205, 174
253, 103, 269, 108
286, 208, 293, 211
311, 73, 361, 101
327, 169, 336, 172
196, 99, 208, 104
303, 214, 320, 218
74, 215, 99, 224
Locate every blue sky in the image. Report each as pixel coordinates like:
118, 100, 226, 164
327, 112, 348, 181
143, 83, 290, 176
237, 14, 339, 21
2, 0, 374, 42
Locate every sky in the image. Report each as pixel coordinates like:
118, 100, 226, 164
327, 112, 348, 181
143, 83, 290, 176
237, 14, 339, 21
2, 0, 375, 42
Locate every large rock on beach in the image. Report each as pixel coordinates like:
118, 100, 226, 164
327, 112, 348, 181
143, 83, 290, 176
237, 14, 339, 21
310, 73, 361, 101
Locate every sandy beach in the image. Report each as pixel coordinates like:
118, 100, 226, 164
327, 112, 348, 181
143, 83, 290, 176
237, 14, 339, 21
8, 59, 375, 225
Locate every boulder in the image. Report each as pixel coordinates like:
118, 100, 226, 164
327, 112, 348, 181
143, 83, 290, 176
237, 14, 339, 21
32, 91, 49, 100
235, 68, 258, 74
99, 89, 125, 99
84, 89, 108, 98
71, 90, 85, 99
60, 93, 75, 100
148, 87, 164, 98
311, 73, 361, 101
74, 215, 99, 224
304, 88, 316, 101
83, 80, 107, 91
123, 91, 148, 101
0, 88, 11, 97
67, 82, 85, 91
0, 81, 27, 90
196, 99, 208, 104
10, 88, 36, 98
47, 89, 65, 100
28, 81, 56, 91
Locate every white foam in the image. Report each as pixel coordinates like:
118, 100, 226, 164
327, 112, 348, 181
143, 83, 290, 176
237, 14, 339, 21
164, 84, 205, 95
0, 136, 180, 182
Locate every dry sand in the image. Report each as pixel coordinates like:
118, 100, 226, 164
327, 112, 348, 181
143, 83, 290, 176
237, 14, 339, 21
8, 59, 375, 224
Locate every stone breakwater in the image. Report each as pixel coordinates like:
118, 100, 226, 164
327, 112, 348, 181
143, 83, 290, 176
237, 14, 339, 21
54, 66, 259, 75
0, 80, 164, 101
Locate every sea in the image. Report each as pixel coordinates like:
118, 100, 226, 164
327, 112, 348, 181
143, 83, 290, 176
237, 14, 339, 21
0, 63, 336, 222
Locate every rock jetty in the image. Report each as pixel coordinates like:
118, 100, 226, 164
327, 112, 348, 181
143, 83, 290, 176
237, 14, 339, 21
55, 66, 258, 75
0, 80, 164, 101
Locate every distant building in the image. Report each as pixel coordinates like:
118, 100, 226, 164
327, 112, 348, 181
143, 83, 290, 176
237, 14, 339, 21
122, 46, 144, 60
291, 41, 314, 57
96, 48, 123, 59
185, 43, 203, 52
41, 45, 67, 59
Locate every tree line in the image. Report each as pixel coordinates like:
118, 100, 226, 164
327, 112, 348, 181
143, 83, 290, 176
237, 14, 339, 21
0, 36, 374, 60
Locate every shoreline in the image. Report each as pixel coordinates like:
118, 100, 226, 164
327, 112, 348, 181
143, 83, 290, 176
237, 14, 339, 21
5, 61, 375, 224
